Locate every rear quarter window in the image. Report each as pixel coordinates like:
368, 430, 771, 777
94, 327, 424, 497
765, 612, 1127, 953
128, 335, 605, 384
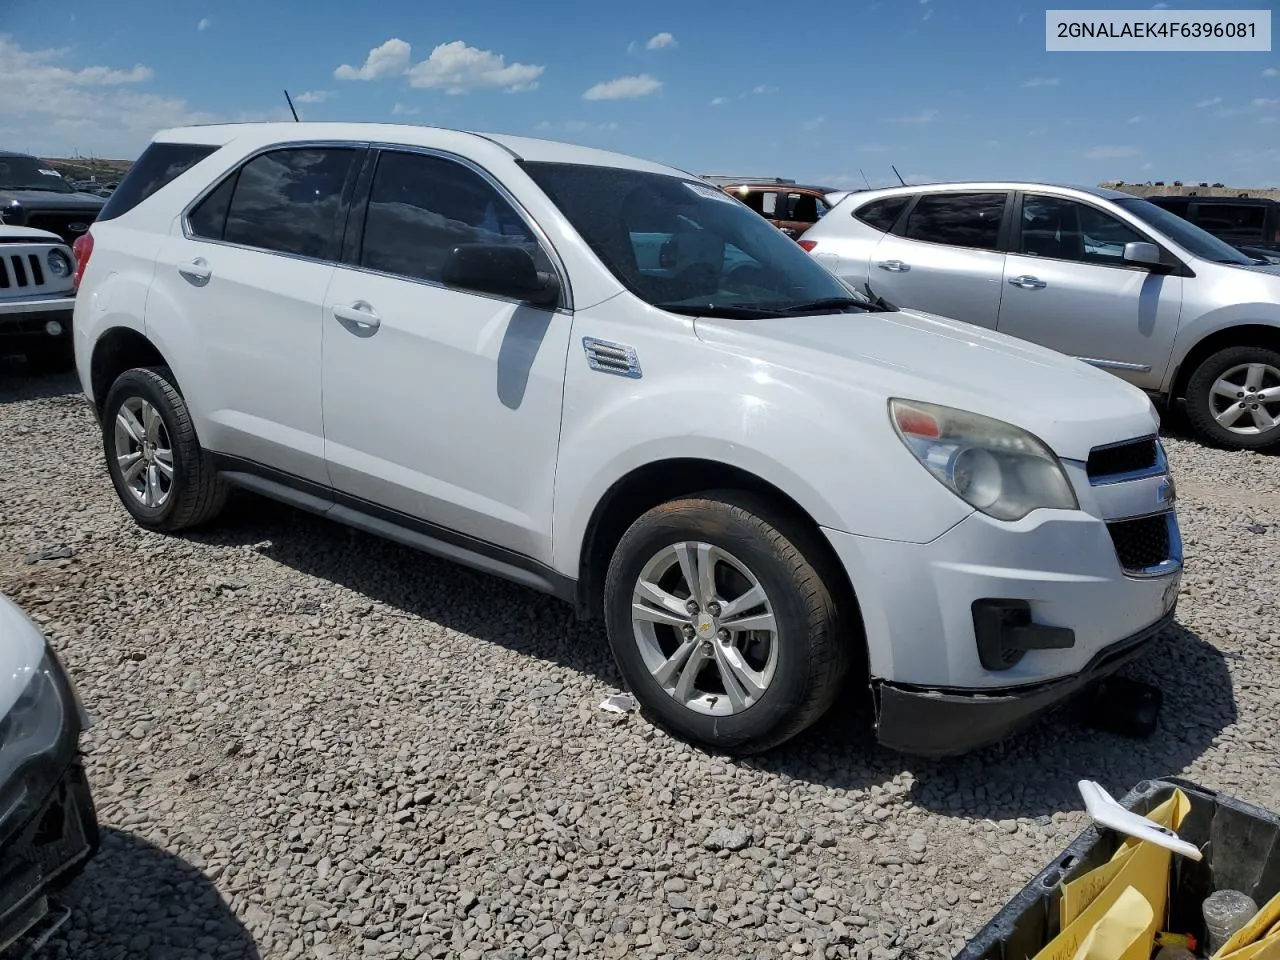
854, 196, 910, 232
96, 142, 221, 222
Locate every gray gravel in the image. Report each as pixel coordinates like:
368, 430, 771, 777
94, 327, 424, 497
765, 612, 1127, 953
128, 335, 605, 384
1, 364, 1277, 960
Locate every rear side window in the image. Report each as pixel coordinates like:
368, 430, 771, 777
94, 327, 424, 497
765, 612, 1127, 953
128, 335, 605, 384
904, 192, 1007, 251
855, 196, 910, 232
96, 142, 219, 222
1151, 198, 1190, 218
1192, 203, 1267, 242
192, 147, 359, 261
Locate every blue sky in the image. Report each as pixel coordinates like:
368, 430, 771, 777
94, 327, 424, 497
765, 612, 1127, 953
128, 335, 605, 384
1, 0, 1277, 188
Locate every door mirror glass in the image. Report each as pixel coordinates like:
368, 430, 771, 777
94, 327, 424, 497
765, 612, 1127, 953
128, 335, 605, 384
1123, 241, 1162, 267
440, 243, 560, 307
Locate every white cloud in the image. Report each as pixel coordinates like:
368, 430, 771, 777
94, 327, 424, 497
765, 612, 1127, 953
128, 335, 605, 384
1128, 115, 1143, 123
1151, 2, 1168, 7
1195, 96, 1223, 108
391, 102, 419, 116
1023, 77, 1060, 88
887, 108, 939, 124
645, 32, 676, 51
800, 116, 825, 131
0, 35, 215, 157
197, 17, 211, 31
710, 96, 727, 106
335, 38, 412, 81
922, 8, 934, 20
753, 85, 777, 94
582, 73, 661, 100
293, 90, 332, 104
1252, 98, 1280, 108
1083, 145, 1138, 160
406, 40, 543, 94
1266, 67, 1280, 77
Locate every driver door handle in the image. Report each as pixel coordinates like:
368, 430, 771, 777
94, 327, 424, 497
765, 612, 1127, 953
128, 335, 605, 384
333, 301, 381, 333
878, 260, 910, 272
1009, 275, 1047, 289
178, 258, 212, 285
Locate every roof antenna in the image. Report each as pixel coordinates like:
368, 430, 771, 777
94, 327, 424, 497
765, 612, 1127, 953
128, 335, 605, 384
283, 89, 300, 122
859, 168, 872, 189
891, 164, 907, 186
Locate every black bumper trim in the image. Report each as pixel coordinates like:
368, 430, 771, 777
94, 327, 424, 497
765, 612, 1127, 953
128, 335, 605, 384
0, 762, 99, 953
873, 609, 1176, 757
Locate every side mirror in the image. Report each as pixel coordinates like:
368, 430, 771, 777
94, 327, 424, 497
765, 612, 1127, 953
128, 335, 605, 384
440, 243, 560, 307
1123, 241, 1163, 268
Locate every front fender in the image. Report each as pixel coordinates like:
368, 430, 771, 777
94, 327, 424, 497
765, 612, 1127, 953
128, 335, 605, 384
1162, 305, 1280, 393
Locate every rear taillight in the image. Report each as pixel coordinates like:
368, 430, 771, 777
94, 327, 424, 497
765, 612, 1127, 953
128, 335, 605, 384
797, 240, 817, 252
72, 232, 93, 290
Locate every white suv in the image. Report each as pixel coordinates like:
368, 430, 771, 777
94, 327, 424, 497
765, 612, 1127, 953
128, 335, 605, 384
73, 123, 1182, 756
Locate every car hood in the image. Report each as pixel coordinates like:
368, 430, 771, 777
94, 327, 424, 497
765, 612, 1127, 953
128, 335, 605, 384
0, 224, 63, 244
0, 595, 49, 719
0, 189, 106, 209
693, 307, 1159, 462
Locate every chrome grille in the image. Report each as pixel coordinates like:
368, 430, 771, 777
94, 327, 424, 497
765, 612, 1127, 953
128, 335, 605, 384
1087, 436, 1159, 483
1107, 513, 1174, 574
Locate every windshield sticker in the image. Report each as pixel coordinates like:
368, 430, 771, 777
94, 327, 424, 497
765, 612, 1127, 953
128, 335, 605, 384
685, 181, 737, 204
38, 168, 63, 177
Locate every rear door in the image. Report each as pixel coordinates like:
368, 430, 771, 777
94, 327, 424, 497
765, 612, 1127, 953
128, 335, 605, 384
147, 143, 364, 484
807, 194, 912, 290
868, 191, 1011, 328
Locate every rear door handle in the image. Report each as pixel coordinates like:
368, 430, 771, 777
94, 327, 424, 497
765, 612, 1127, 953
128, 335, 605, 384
178, 258, 211, 285
878, 260, 910, 272
1009, 275, 1047, 289
333, 301, 381, 333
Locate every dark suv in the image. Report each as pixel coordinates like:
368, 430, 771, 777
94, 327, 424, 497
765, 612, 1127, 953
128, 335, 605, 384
1144, 195, 1280, 263
0, 151, 105, 245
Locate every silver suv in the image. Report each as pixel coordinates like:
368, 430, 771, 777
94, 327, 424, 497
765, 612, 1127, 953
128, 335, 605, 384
799, 182, 1280, 450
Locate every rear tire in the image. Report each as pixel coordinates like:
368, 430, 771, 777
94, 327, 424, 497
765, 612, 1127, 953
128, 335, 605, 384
1185, 345, 1280, 450
101, 366, 227, 532
603, 491, 852, 755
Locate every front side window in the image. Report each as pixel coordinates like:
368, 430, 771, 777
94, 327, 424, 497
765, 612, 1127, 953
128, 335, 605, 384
522, 161, 880, 318
904, 192, 1007, 251
359, 150, 551, 284
1020, 194, 1145, 265
855, 196, 910, 233
207, 147, 358, 260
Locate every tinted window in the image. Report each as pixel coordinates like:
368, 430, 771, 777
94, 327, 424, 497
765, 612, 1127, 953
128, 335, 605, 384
1020, 195, 1145, 265
0, 154, 75, 194
1116, 198, 1252, 265
785, 192, 826, 224
904, 192, 1006, 250
1151, 198, 1190, 217
221, 148, 358, 260
97, 143, 219, 222
187, 175, 235, 240
522, 162, 875, 317
1192, 203, 1267, 242
855, 196, 910, 232
359, 151, 551, 285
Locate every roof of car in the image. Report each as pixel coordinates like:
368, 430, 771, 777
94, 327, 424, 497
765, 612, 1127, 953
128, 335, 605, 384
723, 182, 838, 194
826, 180, 1144, 210
0, 150, 38, 159
151, 121, 695, 180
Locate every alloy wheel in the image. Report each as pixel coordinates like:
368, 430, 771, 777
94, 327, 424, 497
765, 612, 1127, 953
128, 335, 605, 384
113, 397, 174, 508
1209, 362, 1280, 435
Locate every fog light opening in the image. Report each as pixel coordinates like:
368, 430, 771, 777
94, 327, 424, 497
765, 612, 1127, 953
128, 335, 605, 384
45, 320, 64, 337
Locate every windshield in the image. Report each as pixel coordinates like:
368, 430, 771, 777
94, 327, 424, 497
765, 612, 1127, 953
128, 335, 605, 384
0, 155, 75, 193
1115, 197, 1252, 265
521, 161, 880, 317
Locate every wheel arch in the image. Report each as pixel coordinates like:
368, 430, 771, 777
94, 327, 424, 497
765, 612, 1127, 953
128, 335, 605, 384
575, 458, 865, 648
1168, 323, 1280, 401
89, 326, 171, 414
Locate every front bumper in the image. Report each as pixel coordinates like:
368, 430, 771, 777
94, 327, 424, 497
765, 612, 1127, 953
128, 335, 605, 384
0, 297, 74, 353
0, 761, 98, 953
873, 610, 1175, 756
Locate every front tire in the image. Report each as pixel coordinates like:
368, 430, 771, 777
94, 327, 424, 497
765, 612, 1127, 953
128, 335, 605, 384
101, 366, 227, 531
603, 491, 852, 755
1185, 345, 1280, 450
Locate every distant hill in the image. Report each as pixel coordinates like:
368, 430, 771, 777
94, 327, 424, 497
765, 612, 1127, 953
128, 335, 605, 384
1102, 181, 1280, 200
41, 157, 134, 184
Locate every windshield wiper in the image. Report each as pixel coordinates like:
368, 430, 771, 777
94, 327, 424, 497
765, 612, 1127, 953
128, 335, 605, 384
654, 303, 784, 319
779, 297, 873, 315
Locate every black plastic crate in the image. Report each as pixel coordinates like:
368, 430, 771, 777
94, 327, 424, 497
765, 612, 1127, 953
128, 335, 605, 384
958, 778, 1280, 960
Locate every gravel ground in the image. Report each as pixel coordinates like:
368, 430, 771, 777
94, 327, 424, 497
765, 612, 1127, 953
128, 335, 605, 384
1, 363, 1277, 960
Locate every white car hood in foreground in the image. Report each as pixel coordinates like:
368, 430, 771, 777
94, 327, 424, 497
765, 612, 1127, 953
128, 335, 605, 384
0, 595, 48, 719
695, 306, 1159, 462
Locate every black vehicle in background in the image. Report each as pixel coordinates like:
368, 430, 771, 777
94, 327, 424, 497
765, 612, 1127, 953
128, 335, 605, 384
1145, 194, 1280, 264
0, 151, 105, 246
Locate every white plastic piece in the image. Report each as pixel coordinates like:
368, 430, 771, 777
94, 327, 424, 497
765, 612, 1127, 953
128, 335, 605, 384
599, 694, 637, 714
1078, 780, 1203, 861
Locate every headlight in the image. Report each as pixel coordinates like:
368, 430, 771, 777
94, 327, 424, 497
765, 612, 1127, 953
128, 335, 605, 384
890, 399, 1078, 521
0, 651, 67, 788
46, 249, 72, 278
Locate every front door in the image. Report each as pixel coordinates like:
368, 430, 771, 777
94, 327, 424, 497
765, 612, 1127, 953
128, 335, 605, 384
868, 190, 1010, 328
996, 192, 1184, 390
320, 148, 572, 563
